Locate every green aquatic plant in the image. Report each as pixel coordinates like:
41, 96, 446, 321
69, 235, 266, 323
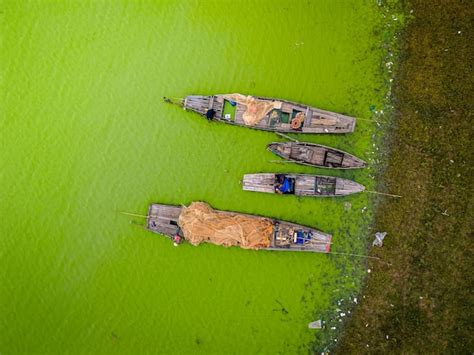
1, 0, 398, 353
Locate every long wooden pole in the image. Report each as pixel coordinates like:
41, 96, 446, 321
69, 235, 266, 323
365, 190, 402, 198
327, 251, 380, 260
118, 211, 149, 218
355, 117, 378, 122
162, 96, 184, 107
275, 132, 299, 142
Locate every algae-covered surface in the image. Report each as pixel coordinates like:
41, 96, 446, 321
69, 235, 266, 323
1, 1, 398, 353
338, 0, 473, 353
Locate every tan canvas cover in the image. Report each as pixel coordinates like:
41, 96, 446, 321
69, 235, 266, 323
178, 202, 273, 249
224, 94, 282, 126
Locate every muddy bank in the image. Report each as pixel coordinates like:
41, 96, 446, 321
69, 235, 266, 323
337, 0, 473, 353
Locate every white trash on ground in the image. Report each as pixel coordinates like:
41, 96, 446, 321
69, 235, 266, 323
373, 232, 387, 247
308, 320, 322, 329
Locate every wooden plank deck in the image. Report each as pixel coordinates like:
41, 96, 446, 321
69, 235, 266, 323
294, 175, 316, 196
242, 174, 275, 193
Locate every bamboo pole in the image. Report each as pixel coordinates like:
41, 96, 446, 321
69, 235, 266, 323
326, 251, 380, 260
275, 132, 299, 142
355, 117, 378, 122
365, 190, 402, 198
162, 96, 184, 107
118, 211, 149, 218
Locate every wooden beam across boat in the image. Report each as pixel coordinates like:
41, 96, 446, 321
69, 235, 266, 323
267, 141, 367, 169
182, 93, 356, 134
242, 173, 365, 197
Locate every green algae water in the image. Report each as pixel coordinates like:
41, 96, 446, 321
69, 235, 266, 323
1, 1, 396, 353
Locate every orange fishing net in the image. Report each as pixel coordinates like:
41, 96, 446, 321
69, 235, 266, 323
178, 202, 273, 249
224, 94, 282, 125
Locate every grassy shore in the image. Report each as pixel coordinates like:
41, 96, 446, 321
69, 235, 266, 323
337, 0, 473, 353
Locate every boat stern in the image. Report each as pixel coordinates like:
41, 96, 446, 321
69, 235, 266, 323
341, 155, 368, 169
267, 142, 292, 159
183, 95, 213, 116
242, 173, 276, 193
147, 204, 183, 238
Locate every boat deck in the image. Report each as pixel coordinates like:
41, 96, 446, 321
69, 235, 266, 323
267, 142, 367, 169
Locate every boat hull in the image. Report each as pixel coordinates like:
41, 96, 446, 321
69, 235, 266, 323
242, 173, 365, 197
146, 203, 332, 253
268, 142, 367, 169
183, 94, 356, 134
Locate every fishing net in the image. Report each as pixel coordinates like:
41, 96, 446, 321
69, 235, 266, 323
178, 202, 273, 249
224, 94, 282, 125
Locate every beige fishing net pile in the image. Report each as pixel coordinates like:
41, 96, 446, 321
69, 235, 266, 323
224, 93, 282, 126
178, 202, 273, 249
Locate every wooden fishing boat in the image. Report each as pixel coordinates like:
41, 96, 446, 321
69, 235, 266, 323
242, 173, 365, 197
181, 93, 356, 133
268, 141, 367, 169
146, 202, 332, 253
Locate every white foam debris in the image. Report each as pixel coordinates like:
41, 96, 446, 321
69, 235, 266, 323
308, 320, 322, 329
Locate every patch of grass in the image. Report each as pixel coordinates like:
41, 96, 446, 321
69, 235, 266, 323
337, 0, 473, 353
